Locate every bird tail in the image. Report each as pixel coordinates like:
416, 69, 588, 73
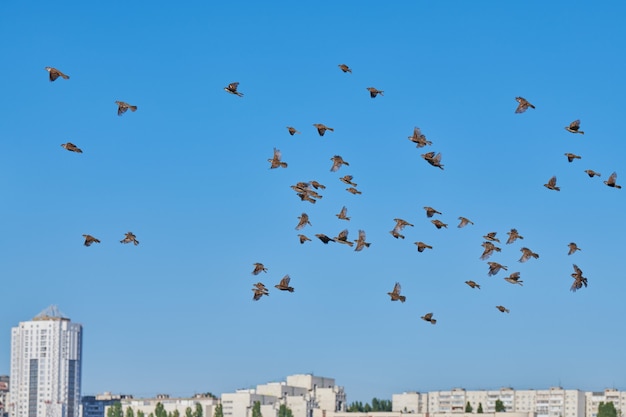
399, 296, 406, 303
130, 106, 138, 112
430, 319, 437, 324
328, 127, 334, 131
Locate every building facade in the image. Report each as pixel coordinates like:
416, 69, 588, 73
9, 306, 83, 417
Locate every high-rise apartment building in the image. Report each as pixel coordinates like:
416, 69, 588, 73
9, 306, 83, 417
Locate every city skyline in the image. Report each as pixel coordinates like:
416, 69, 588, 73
1, 0, 626, 405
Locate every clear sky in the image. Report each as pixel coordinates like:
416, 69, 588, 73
1, 0, 626, 404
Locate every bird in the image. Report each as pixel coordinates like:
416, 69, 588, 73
584, 169, 601, 178
313, 123, 334, 136
252, 263, 268, 275
519, 247, 539, 263
487, 262, 508, 276
354, 230, 371, 251
286, 126, 301, 136
483, 232, 500, 243
309, 180, 326, 189
298, 234, 312, 244
504, 272, 523, 286
393, 218, 414, 231
275, 275, 295, 292
340, 175, 357, 187
421, 151, 444, 170
564, 153, 581, 162
315, 234, 334, 244
421, 313, 436, 324
335, 206, 350, 221
60, 142, 82, 153
333, 229, 353, 247
82, 234, 100, 247
338, 64, 352, 73
423, 206, 442, 218
496, 305, 510, 313
115, 101, 137, 116
120, 232, 139, 246
388, 282, 406, 302
408, 127, 432, 148
295, 213, 312, 230
568, 242, 581, 255
224, 82, 243, 97
268, 148, 288, 169
570, 264, 588, 292
465, 280, 480, 289
506, 228, 524, 244
431, 219, 448, 229
252, 283, 269, 301
366, 87, 384, 98
389, 230, 405, 239
346, 187, 362, 195
565, 120, 584, 134
604, 172, 622, 189
330, 155, 349, 172
544, 176, 560, 191
457, 217, 474, 228
514, 96, 535, 113
480, 241, 501, 260
45, 67, 69, 81
414, 242, 433, 252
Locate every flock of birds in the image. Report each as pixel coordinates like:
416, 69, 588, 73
44, 62, 618, 324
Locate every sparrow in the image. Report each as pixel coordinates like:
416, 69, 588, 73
313, 123, 334, 136
224, 82, 243, 97
45, 67, 69, 81
115, 101, 137, 116
567, 242, 581, 255
584, 169, 601, 178
330, 155, 349, 172
346, 187, 362, 195
564, 153, 581, 162
423, 206, 442, 218
298, 234, 312, 244
544, 176, 560, 191
604, 172, 622, 189
480, 241, 501, 260
335, 206, 350, 221
483, 232, 500, 242
465, 280, 480, 289
408, 127, 432, 148
389, 230, 405, 239
519, 247, 540, 263
295, 213, 312, 230
366, 87, 384, 98
275, 275, 294, 292
309, 180, 326, 189
83, 234, 100, 247
504, 272, 523, 286
496, 305, 510, 313
340, 175, 357, 187
431, 219, 448, 229
457, 217, 474, 228
421, 151, 444, 170
506, 228, 524, 244
315, 234, 334, 244
269, 148, 288, 169
565, 120, 584, 134
393, 218, 414, 231
354, 230, 371, 251
421, 312, 436, 324
414, 242, 433, 252
252, 263, 268, 275
120, 232, 139, 245
338, 64, 352, 73
514, 96, 535, 113
388, 282, 406, 302
286, 126, 301, 136
252, 283, 269, 300
487, 262, 508, 276
333, 229, 353, 247
570, 264, 588, 292
61, 142, 82, 153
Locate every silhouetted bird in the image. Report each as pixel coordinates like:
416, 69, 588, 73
315, 234, 334, 244
568, 242, 581, 255
565, 153, 581, 162
408, 127, 432, 148
584, 169, 601, 178
286, 126, 301, 135
604, 172, 622, 189
504, 272, 523, 286
330, 155, 349, 172
544, 176, 560, 191
336, 206, 350, 221
565, 120, 584, 134
275, 275, 295, 292
424, 206, 442, 218
269, 148, 288, 169
366, 87, 384, 98
415, 242, 433, 252
120, 232, 139, 246
115, 101, 137, 116
338, 64, 352, 73
224, 82, 243, 97
519, 247, 539, 263
354, 230, 371, 251
61, 142, 82, 153
421, 313, 436, 324
465, 280, 481, 289
506, 228, 523, 244
313, 123, 334, 136
45, 67, 69, 81
496, 305, 510, 313
514, 96, 535, 113
487, 262, 508, 276
295, 213, 311, 230
458, 217, 474, 228
83, 234, 100, 247
388, 282, 406, 302
252, 263, 268, 275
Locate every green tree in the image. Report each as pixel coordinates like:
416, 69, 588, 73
214, 404, 224, 417
193, 403, 204, 417
477, 403, 483, 414
465, 402, 473, 413
278, 405, 293, 417
251, 401, 263, 417
155, 403, 167, 417
185, 408, 193, 417
598, 402, 618, 417
126, 407, 135, 417
137, 411, 145, 417
495, 400, 506, 412
108, 403, 123, 417
173, 411, 180, 417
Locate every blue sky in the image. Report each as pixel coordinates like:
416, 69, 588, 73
1, 0, 626, 404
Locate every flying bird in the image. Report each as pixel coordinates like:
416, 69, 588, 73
295, 213, 312, 230
584, 169, 601, 178
354, 230, 371, 251
565, 120, 584, 134
487, 262, 508, 276
421, 151, 444, 170
388, 282, 406, 302
544, 176, 560, 191
61, 142, 82, 153
298, 234, 312, 244
389, 229, 405, 239
120, 232, 139, 246
309, 180, 326, 189
504, 272, 523, 286
330, 155, 349, 172
568, 242, 581, 255
431, 219, 448, 229
483, 232, 500, 243
421, 312, 436, 324
564, 153, 581, 162
366, 87, 384, 98
315, 234, 334, 244
82, 234, 100, 247
333, 229, 353, 247
506, 228, 524, 244
338, 64, 352, 73
408, 127, 432, 148
346, 187, 362, 195
224, 82, 244, 97
45, 67, 69, 81
393, 218, 414, 231
313, 123, 334, 136
496, 305, 510, 313
269, 148, 288, 169
115, 101, 137, 116
423, 206, 442, 218
275, 275, 295, 292
340, 175, 357, 187
414, 242, 433, 252
465, 280, 480, 289
336, 206, 350, 221
519, 247, 540, 263
252, 282, 269, 300
604, 172, 622, 189
480, 241, 501, 260
286, 126, 301, 136
570, 264, 588, 292
252, 263, 268, 275
514, 96, 535, 113
458, 217, 474, 228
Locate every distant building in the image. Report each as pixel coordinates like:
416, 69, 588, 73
9, 306, 83, 417
0, 375, 9, 417
106, 394, 219, 417
585, 389, 626, 417
82, 393, 133, 417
